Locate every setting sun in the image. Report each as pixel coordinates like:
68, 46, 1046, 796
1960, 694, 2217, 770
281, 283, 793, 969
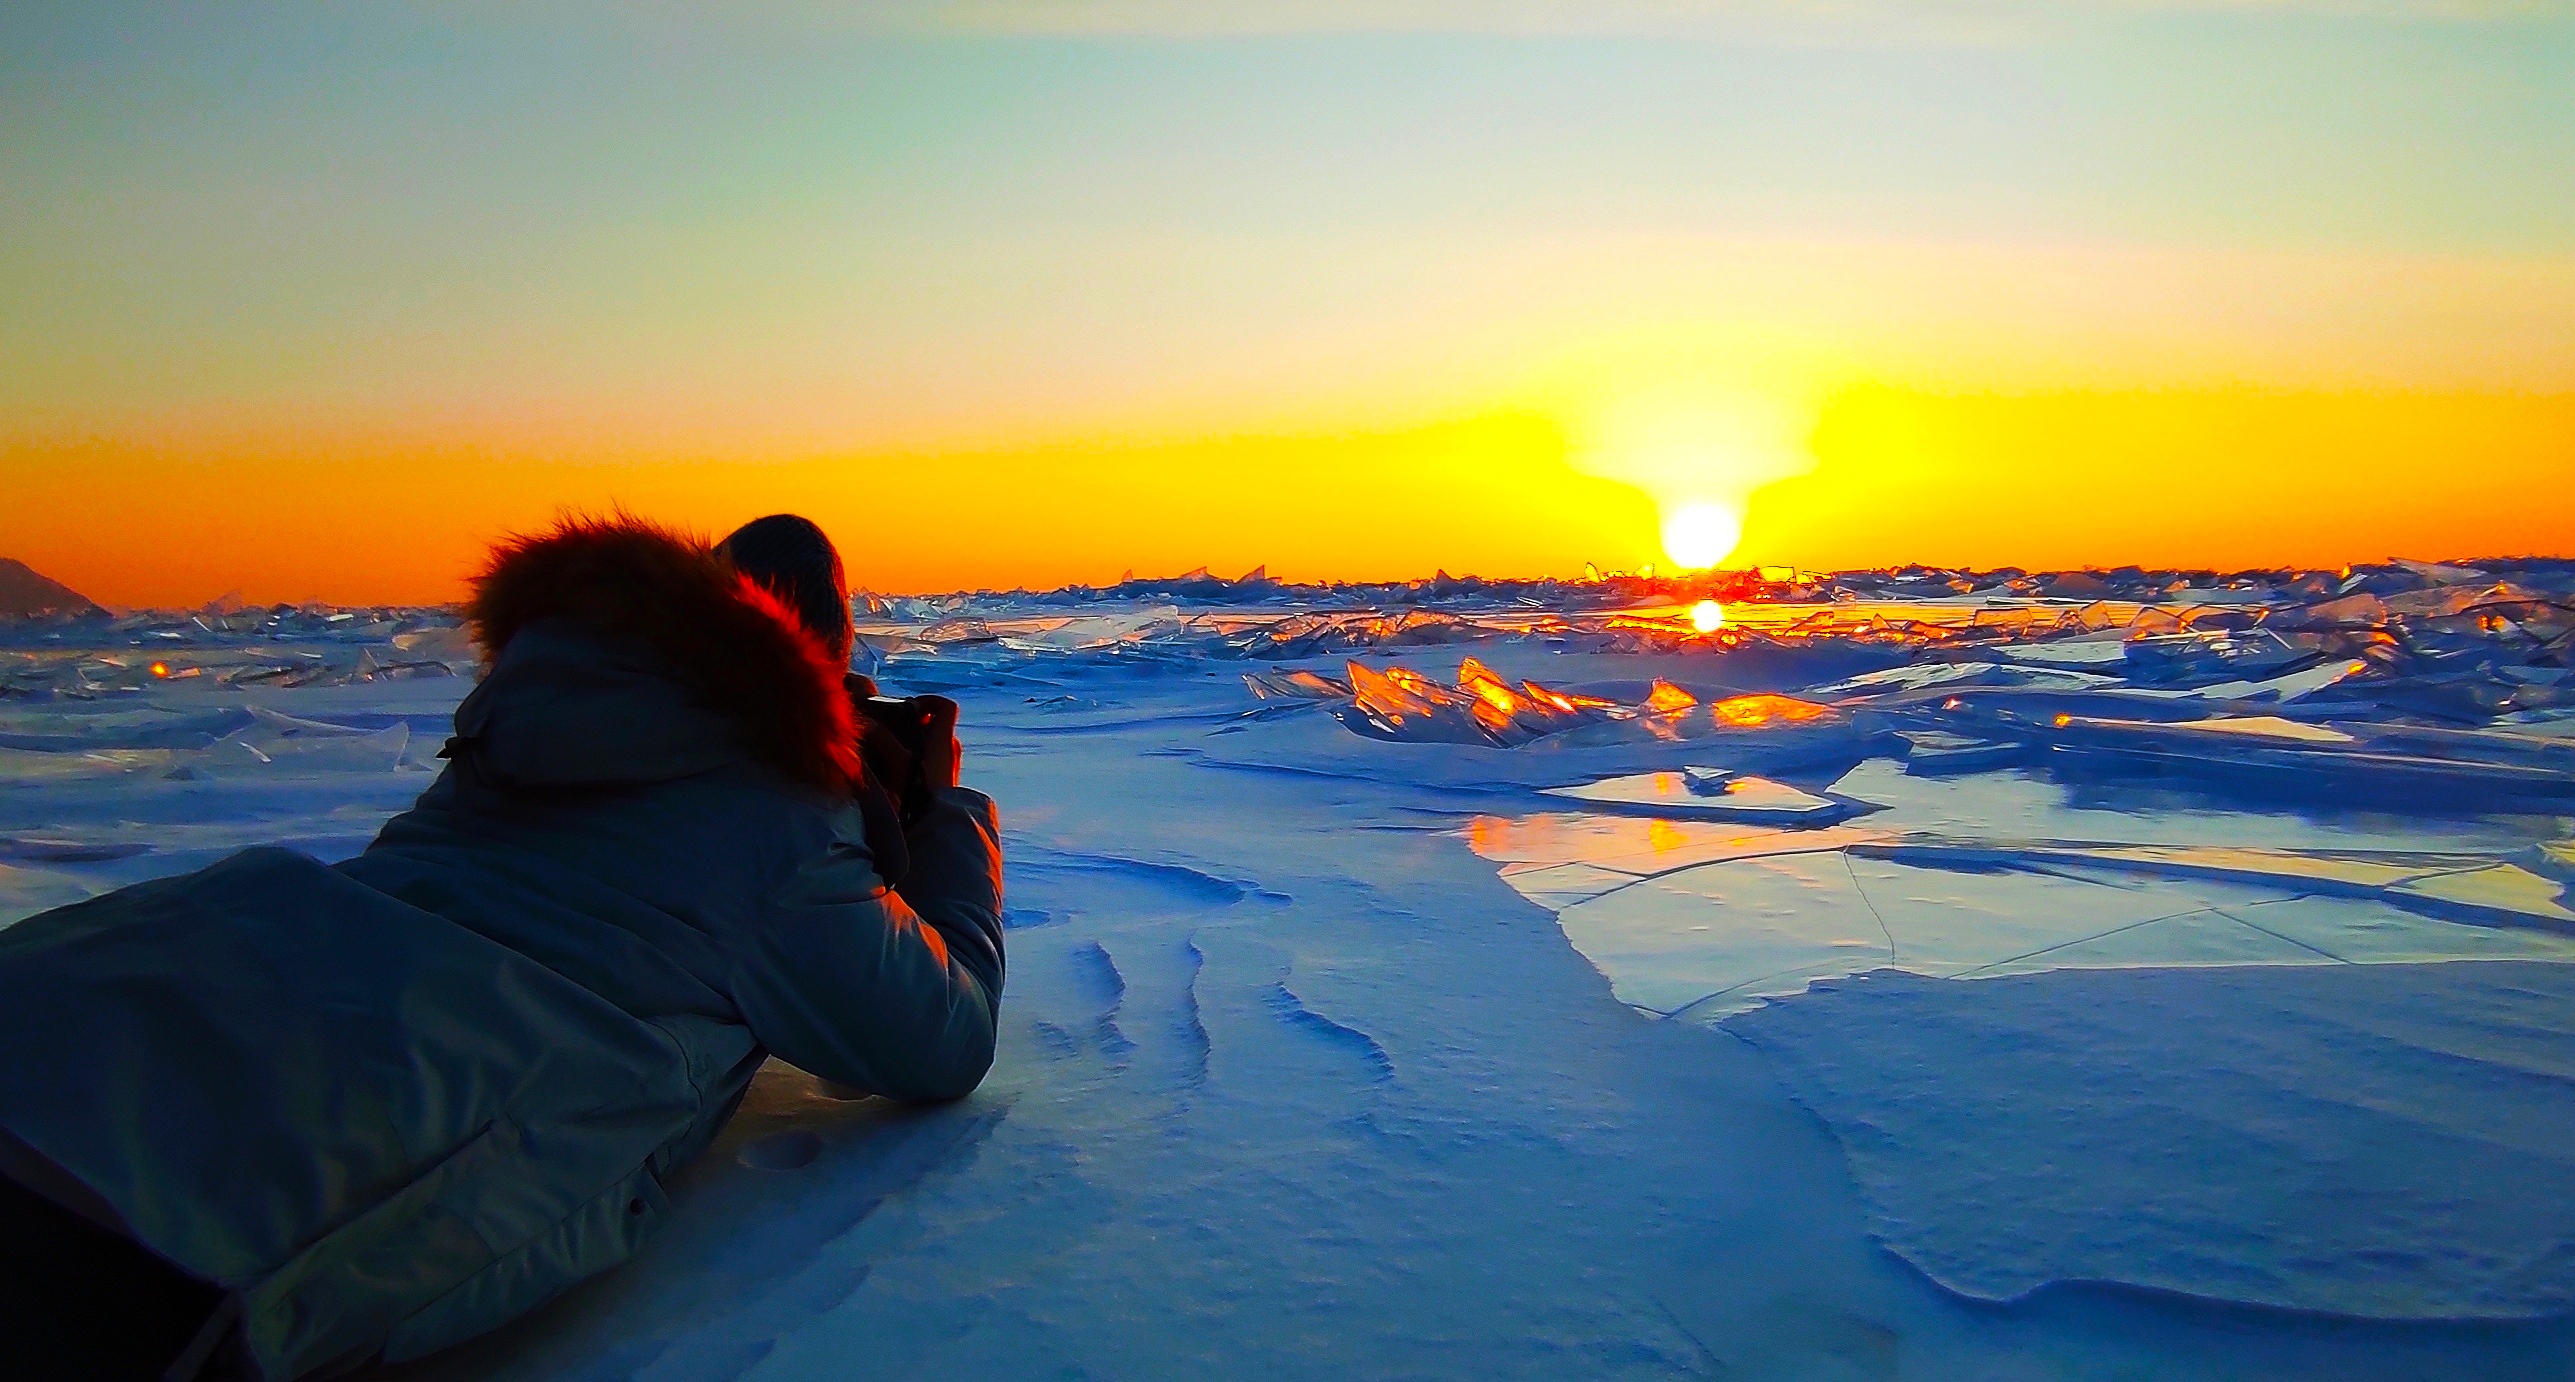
1661, 502, 1746, 572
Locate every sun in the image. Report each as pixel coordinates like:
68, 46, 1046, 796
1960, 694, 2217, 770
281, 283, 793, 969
1660, 501, 1744, 571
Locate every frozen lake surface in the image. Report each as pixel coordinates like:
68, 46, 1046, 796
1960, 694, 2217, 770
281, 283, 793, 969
5, 563, 2574, 1377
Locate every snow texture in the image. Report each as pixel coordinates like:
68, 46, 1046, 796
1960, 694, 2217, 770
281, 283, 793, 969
1726, 962, 2575, 1319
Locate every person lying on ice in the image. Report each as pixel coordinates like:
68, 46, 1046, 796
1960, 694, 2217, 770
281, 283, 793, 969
0, 514, 1005, 1381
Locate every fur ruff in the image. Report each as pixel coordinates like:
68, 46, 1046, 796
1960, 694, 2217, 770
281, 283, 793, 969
466, 515, 861, 795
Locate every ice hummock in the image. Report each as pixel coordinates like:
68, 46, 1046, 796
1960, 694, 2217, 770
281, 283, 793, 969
1306, 656, 1847, 751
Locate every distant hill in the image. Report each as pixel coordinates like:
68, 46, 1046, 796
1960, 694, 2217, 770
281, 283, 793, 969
0, 559, 103, 618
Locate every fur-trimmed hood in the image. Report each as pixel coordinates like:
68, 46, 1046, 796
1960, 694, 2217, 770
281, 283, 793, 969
465, 516, 859, 795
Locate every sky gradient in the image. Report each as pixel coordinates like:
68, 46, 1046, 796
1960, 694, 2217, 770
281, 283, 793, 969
5, 2, 2571, 604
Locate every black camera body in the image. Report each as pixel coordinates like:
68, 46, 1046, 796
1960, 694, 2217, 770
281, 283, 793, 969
855, 694, 946, 759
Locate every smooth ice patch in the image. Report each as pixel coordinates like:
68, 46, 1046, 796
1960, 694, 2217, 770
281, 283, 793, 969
1549, 852, 1897, 1017
1541, 769, 1860, 825
1471, 762, 2575, 1019
1725, 962, 2575, 1320
1509, 839, 2575, 1018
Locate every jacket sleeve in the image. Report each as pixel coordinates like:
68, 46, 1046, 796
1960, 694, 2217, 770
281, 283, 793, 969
730, 786, 1005, 1102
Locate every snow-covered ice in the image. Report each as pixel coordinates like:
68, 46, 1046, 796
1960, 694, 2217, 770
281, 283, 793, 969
1729, 962, 2575, 1319
6, 563, 2575, 1377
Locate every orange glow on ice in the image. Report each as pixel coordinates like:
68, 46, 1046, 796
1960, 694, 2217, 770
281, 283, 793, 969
1707, 694, 1832, 728
1644, 681, 1699, 714
1455, 656, 1533, 736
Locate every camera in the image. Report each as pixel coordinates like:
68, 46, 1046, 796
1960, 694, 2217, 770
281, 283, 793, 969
844, 676, 955, 825
855, 693, 952, 759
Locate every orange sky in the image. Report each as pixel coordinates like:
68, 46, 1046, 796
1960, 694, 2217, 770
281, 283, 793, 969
1738, 387, 2575, 574
0, 416, 1662, 606
8, 387, 2568, 608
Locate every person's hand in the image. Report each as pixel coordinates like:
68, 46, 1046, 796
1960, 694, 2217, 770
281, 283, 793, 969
915, 695, 961, 790
844, 673, 917, 797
